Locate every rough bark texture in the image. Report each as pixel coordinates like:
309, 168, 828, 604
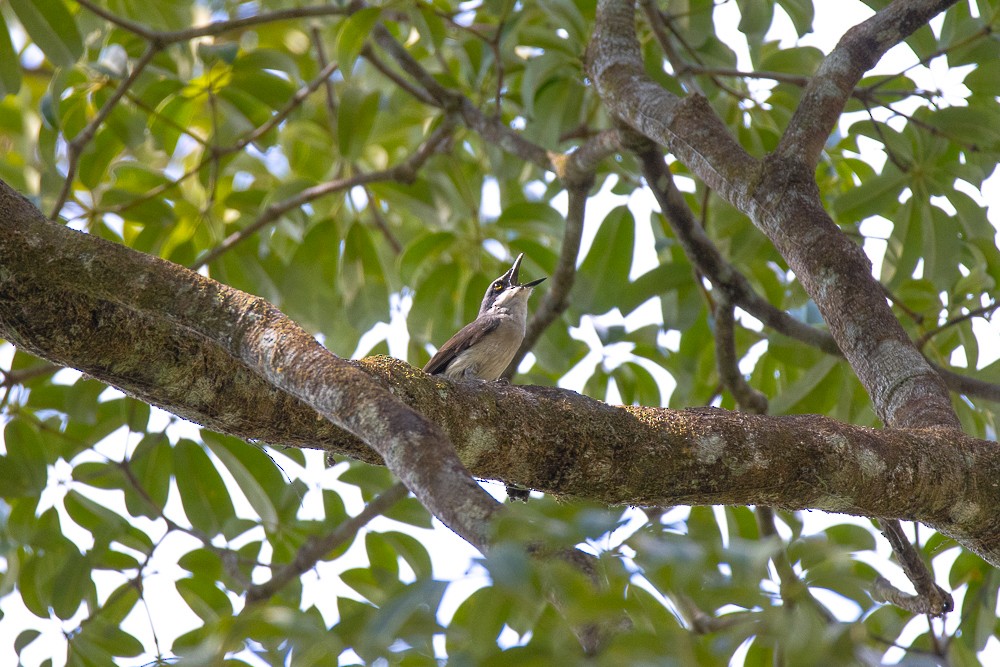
0, 179, 498, 554
2, 181, 1000, 566
588, 0, 960, 431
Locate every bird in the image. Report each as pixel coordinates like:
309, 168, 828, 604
423, 253, 545, 380
423, 253, 544, 501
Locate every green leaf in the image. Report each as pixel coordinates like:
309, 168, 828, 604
173, 439, 237, 538
776, 0, 814, 37
14, 630, 40, 656
446, 586, 510, 659
824, 523, 877, 552
51, 549, 91, 620
0, 418, 48, 497
125, 433, 172, 519
63, 489, 154, 554
380, 531, 434, 580
831, 168, 907, 223
358, 579, 446, 656
768, 355, 840, 415
337, 88, 380, 161
735, 0, 774, 39
336, 7, 382, 76
175, 576, 233, 623
0, 15, 23, 97
383, 497, 434, 530
202, 432, 281, 531
341, 220, 390, 333
575, 206, 635, 314
8, 0, 83, 67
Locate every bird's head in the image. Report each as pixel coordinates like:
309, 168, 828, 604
479, 253, 545, 314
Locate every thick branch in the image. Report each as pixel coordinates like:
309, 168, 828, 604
0, 178, 499, 554
3, 191, 1000, 566
591, 0, 959, 430
777, 0, 961, 166
587, 0, 759, 209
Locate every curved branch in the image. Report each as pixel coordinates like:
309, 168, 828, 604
246, 482, 409, 604
587, 0, 759, 208
191, 118, 455, 269
1, 178, 499, 554
591, 0, 959, 430
776, 0, 961, 167
49, 45, 159, 220
5, 179, 1000, 567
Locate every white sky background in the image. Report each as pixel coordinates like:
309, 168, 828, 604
2, 1, 1000, 665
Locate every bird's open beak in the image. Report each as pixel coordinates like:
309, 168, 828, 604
503, 253, 524, 287
504, 253, 545, 288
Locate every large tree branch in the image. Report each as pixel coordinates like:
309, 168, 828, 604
589, 0, 959, 431
776, 0, 961, 167
0, 179, 621, 654
3, 181, 1000, 568
0, 178, 499, 554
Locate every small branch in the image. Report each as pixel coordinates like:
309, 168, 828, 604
370, 24, 552, 170
245, 481, 408, 603
109, 58, 341, 218
776, 0, 961, 167
0, 363, 60, 387
876, 520, 953, 616
638, 0, 706, 97
633, 144, 840, 355
361, 44, 440, 107
503, 183, 588, 379
918, 301, 998, 350
310, 25, 340, 124
75, 0, 363, 45
713, 298, 768, 414
190, 118, 455, 269
49, 45, 159, 220
674, 594, 757, 634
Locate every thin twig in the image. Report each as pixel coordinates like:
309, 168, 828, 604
245, 481, 408, 603
49, 45, 158, 220
108, 58, 341, 217
874, 520, 953, 616
190, 117, 455, 268
75, 0, 363, 45
918, 300, 998, 349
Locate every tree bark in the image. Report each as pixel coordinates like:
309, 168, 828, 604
2, 180, 998, 567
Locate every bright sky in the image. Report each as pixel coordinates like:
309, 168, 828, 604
2, 2, 999, 665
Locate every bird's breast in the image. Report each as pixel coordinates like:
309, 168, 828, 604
444, 316, 525, 380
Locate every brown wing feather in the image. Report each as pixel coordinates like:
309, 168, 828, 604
423, 317, 501, 375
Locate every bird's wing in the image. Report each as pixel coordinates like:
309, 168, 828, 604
423, 316, 501, 375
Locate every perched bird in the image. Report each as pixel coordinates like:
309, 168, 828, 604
423, 253, 545, 380
423, 253, 544, 501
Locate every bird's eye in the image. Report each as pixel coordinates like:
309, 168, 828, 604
493, 283, 503, 292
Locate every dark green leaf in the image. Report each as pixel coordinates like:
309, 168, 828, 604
173, 439, 237, 538
9, 0, 83, 67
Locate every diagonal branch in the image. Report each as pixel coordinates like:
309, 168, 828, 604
3, 177, 500, 555
191, 118, 455, 269
591, 0, 959, 431
49, 45, 159, 220
246, 482, 409, 604
777, 0, 962, 167
369, 24, 552, 171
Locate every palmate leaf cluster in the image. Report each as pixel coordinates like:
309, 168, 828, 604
1, 0, 999, 665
